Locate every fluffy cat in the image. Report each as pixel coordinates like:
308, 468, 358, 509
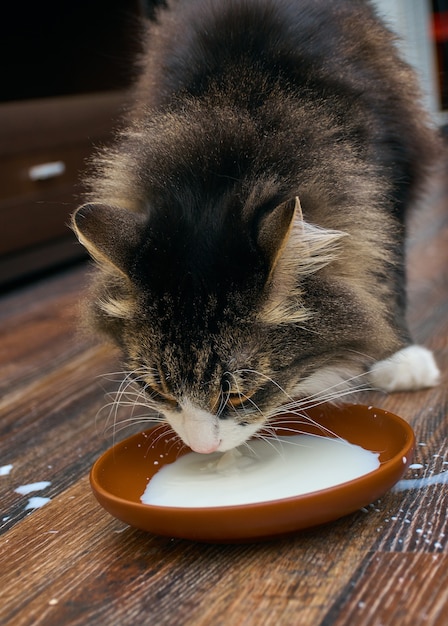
73, 0, 440, 453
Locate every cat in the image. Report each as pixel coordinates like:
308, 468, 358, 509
72, 0, 440, 454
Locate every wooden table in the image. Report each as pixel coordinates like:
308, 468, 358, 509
1, 161, 447, 625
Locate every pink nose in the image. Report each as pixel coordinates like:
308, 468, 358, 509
189, 441, 221, 454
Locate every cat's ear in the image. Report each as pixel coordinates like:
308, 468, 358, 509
258, 196, 346, 273
258, 197, 347, 325
256, 197, 296, 269
72, 203, 146, 275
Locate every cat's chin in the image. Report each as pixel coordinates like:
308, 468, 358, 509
163, 400, 262, 454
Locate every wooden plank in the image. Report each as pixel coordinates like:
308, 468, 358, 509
1, 477, 370, 626
0, 154, 447, 624
324, 553, 448, 626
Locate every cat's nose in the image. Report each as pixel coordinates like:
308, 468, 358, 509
175, 401, 222, 454
189, 440, 221, 454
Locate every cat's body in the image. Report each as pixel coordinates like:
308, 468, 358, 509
73, 0, 440, 453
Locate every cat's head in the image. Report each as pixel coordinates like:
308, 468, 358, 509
73, 194, 374, 453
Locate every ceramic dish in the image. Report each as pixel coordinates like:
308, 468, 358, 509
90, 404, 415, 542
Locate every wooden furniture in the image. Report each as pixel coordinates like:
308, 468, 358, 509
0, 156, 447, 624
0, 0, 143, 288
0, 92, 128, 286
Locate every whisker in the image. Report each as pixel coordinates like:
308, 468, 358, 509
236, 368, 295, 403
264, 425, 349, 445
266, 371, 373, 423
104, 417, 160, 438
270, 412, 340, 440
251, 432, 287, 459
141, 424, 181, 458
281, 385, 373, 415
227, 372, 266, 418
95, 365, 161, 445
216, 375, 231, 418
240, 439, 257, 456
295, 369, 372, 403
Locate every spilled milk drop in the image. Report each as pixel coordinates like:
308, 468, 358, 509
15, 481, 51, 495
0, 464, 13, 476
25, 496, 51, 510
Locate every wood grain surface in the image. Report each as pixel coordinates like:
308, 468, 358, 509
1, 156, 447, 625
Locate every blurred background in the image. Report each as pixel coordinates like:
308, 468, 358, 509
0, 0, 446, 290
375, 0, 447, 122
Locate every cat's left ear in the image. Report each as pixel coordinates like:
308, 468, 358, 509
72, 203, 146, 275
256, 197, 296, 270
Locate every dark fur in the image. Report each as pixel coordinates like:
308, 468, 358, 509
73, 0, 439, 450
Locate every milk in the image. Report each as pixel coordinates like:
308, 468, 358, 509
141, 434, 380, 508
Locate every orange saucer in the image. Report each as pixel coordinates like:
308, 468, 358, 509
90, 404, 414, 542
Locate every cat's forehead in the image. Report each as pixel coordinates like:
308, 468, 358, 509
132, 279, 260, 349
141, 289, 255, 357
128, 311, 266, 397
133, 215, 266, 322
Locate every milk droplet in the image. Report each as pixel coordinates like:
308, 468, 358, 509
15, 481, 51, 495
25, 496, 51, 510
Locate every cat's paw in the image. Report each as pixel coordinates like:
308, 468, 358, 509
368, 345, 440, 392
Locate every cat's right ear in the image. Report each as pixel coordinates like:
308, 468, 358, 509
72, 203, 146, 275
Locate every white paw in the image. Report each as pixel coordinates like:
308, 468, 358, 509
368, 345, 440, 392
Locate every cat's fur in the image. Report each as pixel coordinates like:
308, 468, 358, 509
73, 0, 440, 453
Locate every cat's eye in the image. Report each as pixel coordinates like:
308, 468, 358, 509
226, 389, 256, 409
133, 377, 178, 408
226, 392, 246, 408
150, 386, 179, 408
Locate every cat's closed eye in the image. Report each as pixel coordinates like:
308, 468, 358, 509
134, 377, 178, 409
225, 389, 257, 409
